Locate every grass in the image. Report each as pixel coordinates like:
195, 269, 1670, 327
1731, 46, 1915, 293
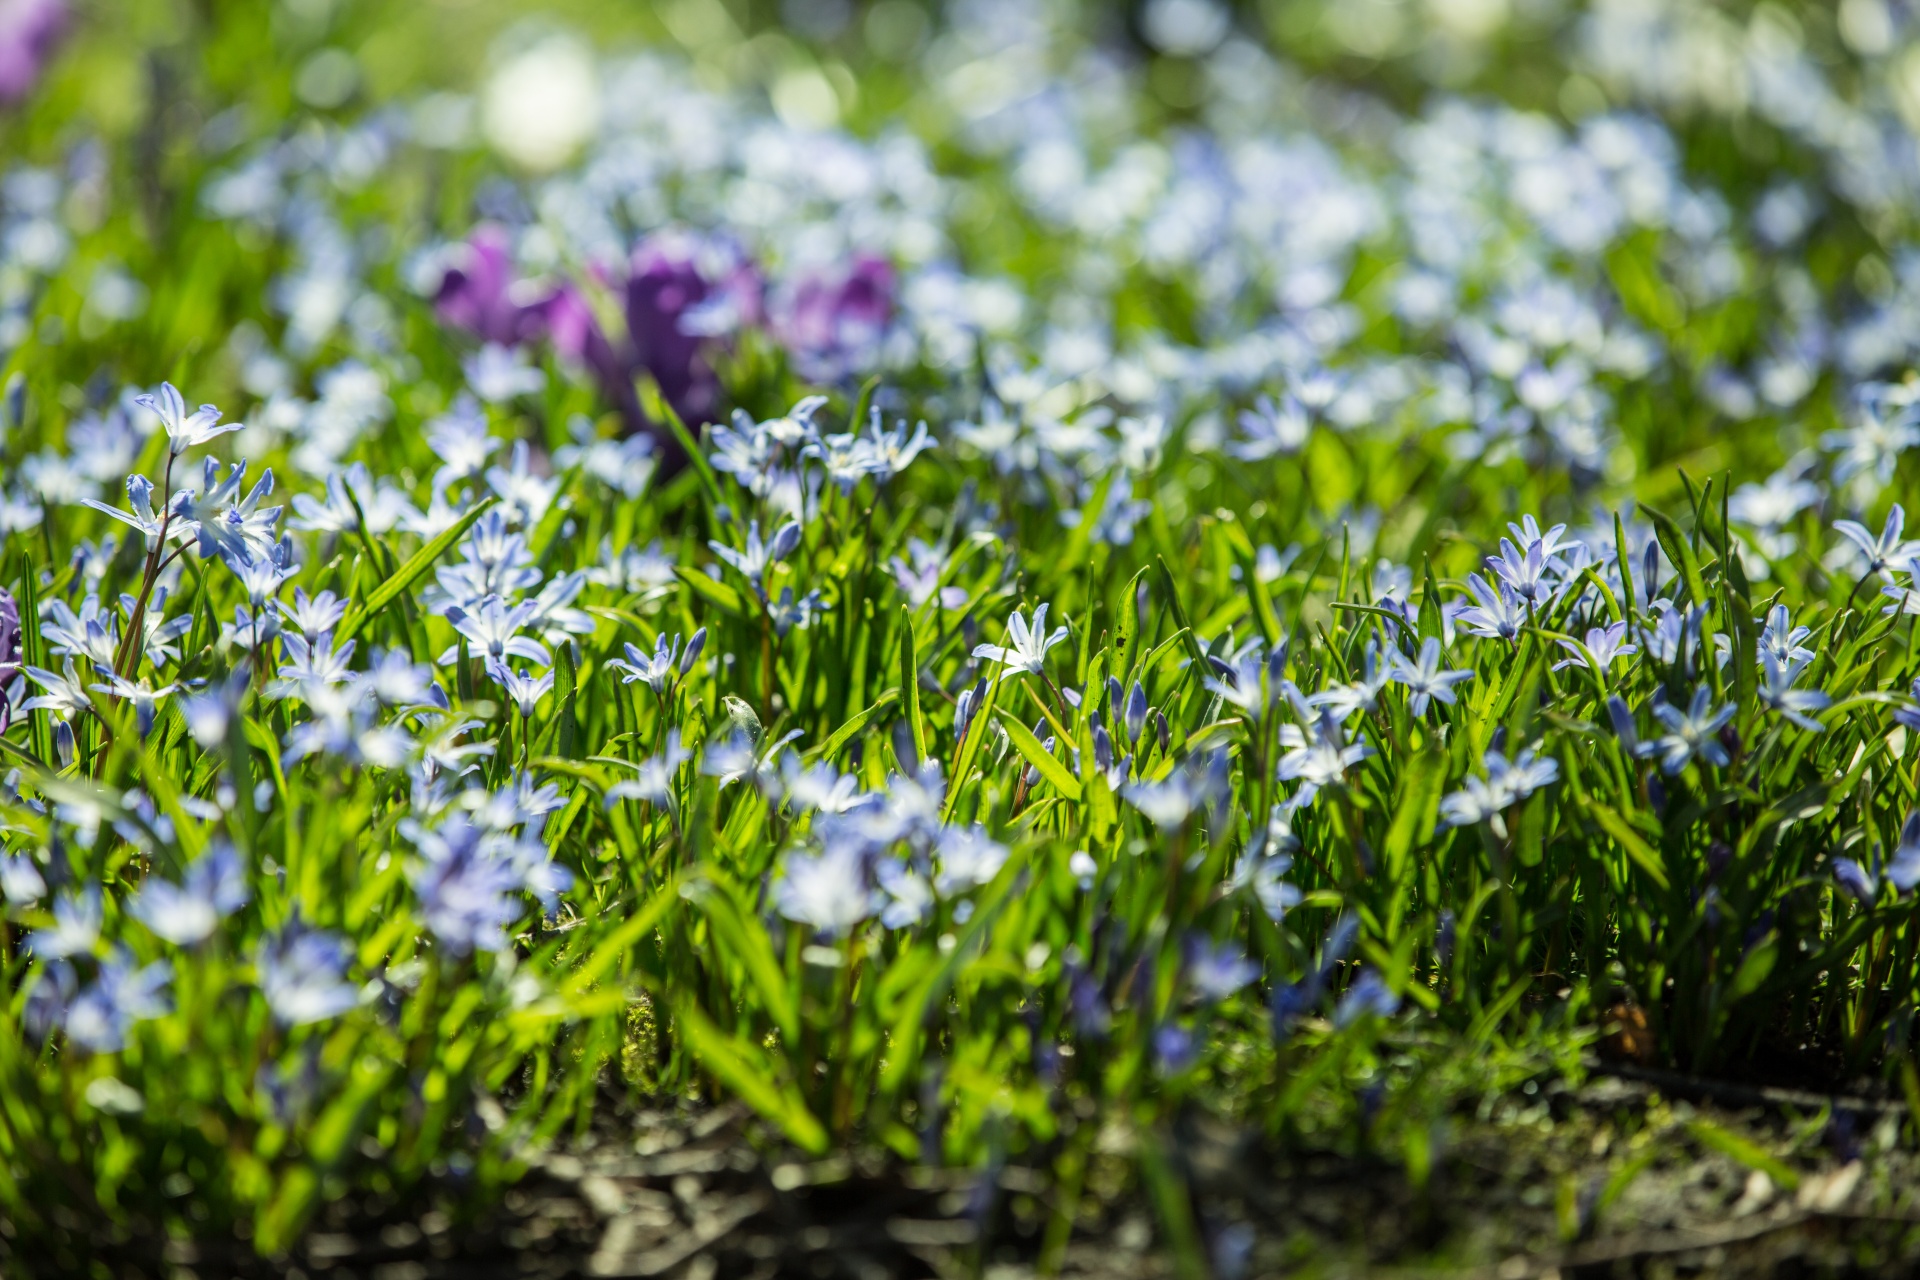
2, 0, 1920, 1273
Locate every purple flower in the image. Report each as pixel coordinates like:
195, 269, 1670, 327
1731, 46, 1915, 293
0, 585, 19, 733
612, 236, 732, 426
552, 232, 759, 450
0, 0, 66, 106
768, 254, 894, 383
434, 224, 572, 349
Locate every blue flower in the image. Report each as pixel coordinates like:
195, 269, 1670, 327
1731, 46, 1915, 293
32, 887, 102, 959
131, 842, 248, 946
774, 844, 874, 937
1440, 746, 1561, 828
972, 603, 1069, 678
1184, 935, 1260, 1002
1832, 857, 1876, 905
136, 382, 241, 457
1153, 1022, 1198, 1074
1333, 969, 1399, 1029
1389, 637, 1475, 714
1457, 573, 1526, 641
405, 815, 531, 954
1888, 813, 1920, 894
56, 948, 173, 1053
256, 920, 359, 1027
1552, 621, 1636, 672
1650, 686, 1736, 773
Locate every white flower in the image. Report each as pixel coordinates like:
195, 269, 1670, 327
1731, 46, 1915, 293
972, 603, 1069, 677
1834, 505, 1917, 578
935, 825, 1008, 895
774, 845, 873, 936
135, 382, 241, 456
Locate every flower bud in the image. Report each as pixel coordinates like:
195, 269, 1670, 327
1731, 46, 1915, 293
679, 626, 707, 675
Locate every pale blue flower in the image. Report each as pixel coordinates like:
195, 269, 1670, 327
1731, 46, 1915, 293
81, 473, 172, 547
973, 603, 1068, 677
137, 382, 241, 456
61, 949, 173, 1052
1184, 935, 1260, 1002
774, 845, 873, 936
1553, 621, 1636, 672
1388, 637, 1475, 714
1834, 505, 1916, 577
1650, 687, 1736, 773
1440, 747, 1560, 827
486, 659, 554, 719
441, 594, 549, 667
1457, 573, 1526, 641
934, 824, 1008, 895
256, 920, 359, 1027
131, 842, 248, 946
1758, 652, 1829, 732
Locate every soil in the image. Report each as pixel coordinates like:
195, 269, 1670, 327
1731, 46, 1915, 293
19, 1060, 1920, 1279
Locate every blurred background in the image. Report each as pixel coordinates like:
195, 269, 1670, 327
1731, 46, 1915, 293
7, 0, 1920, 524
24, 0, 1920, 174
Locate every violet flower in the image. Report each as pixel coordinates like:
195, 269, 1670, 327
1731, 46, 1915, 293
433, 224, 572, 349
0, 585, 19, 733
0, 0, 66, 106
768, 253, 894, 383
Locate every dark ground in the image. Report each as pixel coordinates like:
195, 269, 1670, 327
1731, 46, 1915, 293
21, 1058, 1920, 1279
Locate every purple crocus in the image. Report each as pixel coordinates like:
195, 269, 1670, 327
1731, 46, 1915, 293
0, 0, 66, 106
768, 253, 894, 383
0, 586, 19, 734
434, 224, 572, 349
558, 232, 761, 434
617, 236, 726, 426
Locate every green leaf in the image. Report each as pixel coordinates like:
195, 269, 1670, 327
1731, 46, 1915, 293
1157, 556, 1210, 665
656, 394, 728, 513
563, 879, 683, 995
1589, 802, 1670, 891
846, 374, 882, 435
1725, 931, 1779, 1004
897, 606, 928, 770
880, 857, 1027, 1098
335, 497, 497, 646
672, 999, 828, 1154
554, 644, 580, 759
943, 672, 1004, 821
675, 565, 748, 617
814, 688, 901, 761
1115, 565, 1149, 679
8, 549, 52, 767
685, 874, 800, 1046
995, 707, 1083, 801
1383, 749, 1446, 889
